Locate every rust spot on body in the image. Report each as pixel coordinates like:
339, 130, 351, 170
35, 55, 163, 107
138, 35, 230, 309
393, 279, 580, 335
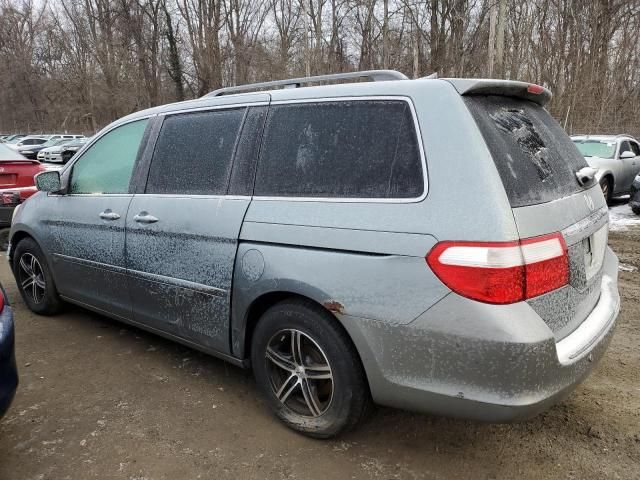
323, 300, 345, 315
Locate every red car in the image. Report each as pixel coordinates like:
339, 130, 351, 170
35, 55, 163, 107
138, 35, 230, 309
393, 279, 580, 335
0, 143, 46, 248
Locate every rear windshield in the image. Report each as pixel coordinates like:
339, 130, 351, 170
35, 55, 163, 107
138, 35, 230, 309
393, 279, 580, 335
464, 95, 588, 207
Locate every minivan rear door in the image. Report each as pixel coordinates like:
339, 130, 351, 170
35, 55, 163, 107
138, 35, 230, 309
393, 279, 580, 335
462, 89, 608, 340
125, 100, 268, 355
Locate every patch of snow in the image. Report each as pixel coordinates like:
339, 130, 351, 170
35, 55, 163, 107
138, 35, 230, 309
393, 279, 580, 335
608, 204, 640, 231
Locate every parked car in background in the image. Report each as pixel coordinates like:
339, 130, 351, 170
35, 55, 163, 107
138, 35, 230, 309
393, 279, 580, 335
0, 143, 48, 249
0, 281, 16, 419
572, 135, 640, 202
45, 137, 90, 164
2, 135, 25, 144
629, 174, 640, 215
12, 72, 619, 438
34, 138, 76, 161
6, 136, 48, 151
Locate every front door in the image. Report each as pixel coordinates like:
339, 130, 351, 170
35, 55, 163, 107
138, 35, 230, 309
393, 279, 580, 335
125, 107, 249, 354
46, 119, 149, 319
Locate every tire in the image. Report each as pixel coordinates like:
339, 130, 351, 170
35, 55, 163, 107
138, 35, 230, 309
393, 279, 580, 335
600, 177, 612, 203
251, 299, 372, 438
12, 237, 62, 315
632, 204, 640, 215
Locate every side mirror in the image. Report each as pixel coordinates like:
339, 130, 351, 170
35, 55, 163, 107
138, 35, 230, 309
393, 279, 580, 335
35, 171, 62, 193
620, 150, 635, 159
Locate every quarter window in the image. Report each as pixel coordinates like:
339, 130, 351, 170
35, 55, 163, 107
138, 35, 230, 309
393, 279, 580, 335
70, 119, 148, 194
254, 100, 424, 198
145, 108, 245, 195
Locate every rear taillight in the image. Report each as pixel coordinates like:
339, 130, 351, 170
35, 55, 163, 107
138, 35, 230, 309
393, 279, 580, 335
0, 192, 20, 205
426, 233, 568, 304
527, 83, 545, 94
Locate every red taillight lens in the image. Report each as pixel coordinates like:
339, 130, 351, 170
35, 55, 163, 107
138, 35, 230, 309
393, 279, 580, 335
527, 83, 545, 94
426, 233, 568, 305
0, 291, 4, 312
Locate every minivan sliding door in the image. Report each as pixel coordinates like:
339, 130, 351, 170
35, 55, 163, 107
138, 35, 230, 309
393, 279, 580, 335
125, 105, 266, 355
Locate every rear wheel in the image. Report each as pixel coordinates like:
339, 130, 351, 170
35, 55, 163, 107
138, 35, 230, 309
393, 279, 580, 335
600, 177, 612, 203
251, 299, 372, 438
13, 238, 62, 315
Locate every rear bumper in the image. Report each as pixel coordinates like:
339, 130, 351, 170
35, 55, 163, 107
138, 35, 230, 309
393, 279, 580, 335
0, 306, 17, 418
341, 247, 620, 421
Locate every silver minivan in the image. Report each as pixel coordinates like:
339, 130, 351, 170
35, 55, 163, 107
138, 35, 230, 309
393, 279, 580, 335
9, 71, 620, 438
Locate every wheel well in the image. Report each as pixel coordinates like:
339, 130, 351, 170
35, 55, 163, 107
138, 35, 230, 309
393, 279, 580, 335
8, 230, 34, 262
242, 292, 359, 367
602, 174, 613, 186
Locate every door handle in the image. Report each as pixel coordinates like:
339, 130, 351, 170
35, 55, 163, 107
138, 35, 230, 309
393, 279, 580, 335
133, 212, 159, 224
99, 210, 120, 220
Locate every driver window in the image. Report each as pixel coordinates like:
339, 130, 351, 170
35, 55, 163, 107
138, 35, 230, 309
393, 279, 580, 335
70, 119, 148, 194
619, 140, 631, 158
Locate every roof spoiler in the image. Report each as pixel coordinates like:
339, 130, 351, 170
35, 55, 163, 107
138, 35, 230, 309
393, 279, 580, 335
442, 79, 552, 106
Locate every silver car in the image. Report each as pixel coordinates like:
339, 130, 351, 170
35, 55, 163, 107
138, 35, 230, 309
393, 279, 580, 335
572, 134, 640, 201
9, 71, 620, 438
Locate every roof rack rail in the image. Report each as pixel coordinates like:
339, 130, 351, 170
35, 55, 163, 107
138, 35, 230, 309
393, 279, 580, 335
204, 70, 409, 97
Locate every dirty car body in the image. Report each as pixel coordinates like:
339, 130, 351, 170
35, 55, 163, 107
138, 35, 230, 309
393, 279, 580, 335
9, 72, 620, 436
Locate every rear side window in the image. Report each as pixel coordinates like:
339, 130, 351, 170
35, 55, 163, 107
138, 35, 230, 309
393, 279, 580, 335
465, 95, 588, 207
255, 100, 423, 198
146, 108, 245, 195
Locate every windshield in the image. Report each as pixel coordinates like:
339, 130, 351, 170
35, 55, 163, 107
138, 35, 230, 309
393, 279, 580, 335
41, 138, 68, 148
573, 139, 616, 159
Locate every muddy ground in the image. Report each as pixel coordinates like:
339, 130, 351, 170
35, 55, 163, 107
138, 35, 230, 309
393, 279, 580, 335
0, 216, 639, 479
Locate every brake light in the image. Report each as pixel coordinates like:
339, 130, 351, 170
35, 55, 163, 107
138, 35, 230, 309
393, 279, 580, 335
0, 290, 4, 312
426, 233, 568, 304
527, 84, 544, 94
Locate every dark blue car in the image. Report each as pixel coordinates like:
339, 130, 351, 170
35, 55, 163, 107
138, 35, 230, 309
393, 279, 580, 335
0, 284, 17, 418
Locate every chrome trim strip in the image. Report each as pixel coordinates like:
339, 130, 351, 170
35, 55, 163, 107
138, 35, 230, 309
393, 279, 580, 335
53, 253, 227, 298
53, 253, 128, 274
256, 96, 428, 204
555, 274, 619, 365
130, 194, 251, 200
161, 101, 269, 117
127, 268, 227, 298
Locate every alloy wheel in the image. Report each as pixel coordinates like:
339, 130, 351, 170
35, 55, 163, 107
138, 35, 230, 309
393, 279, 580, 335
18, 253, 46, 304
265, 329, 334, 417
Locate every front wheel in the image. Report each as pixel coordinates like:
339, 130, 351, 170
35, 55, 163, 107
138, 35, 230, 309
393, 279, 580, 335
13, 238, 62, 315
251, 300, 372, 438
600, 177, 612, 203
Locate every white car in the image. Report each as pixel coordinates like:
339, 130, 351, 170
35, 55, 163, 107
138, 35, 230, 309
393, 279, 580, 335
37, 140, 75, 162
572, 134, 640, 201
